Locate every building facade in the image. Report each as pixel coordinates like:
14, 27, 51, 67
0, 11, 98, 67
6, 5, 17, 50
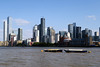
68, 24, 73, 39
7, 16, 12, 41
47, 27, 55, 43
3, 21, 7, 42
76, 27, 81, 38
18, 28, 22, 40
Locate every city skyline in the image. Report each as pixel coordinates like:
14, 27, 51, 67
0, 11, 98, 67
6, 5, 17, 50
0, 0, 100, 41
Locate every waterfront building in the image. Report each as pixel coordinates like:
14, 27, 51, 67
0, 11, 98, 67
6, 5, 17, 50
68, 24, 73, 39
35, 30, 39, 42
73, 23, 76, 38
88, 30, 92, 37
18, 28, 23, 40
40, 18, 45, 42
82, 28, 92, 38
76, 27, 81, 38
33, 25, 38, 38
55, 33, 60, 43
43, 35, 49, 43
3, 21, 7, 42
26, 38, 32, 46
9, 33, 17, 46
7, 16, 12, 41
33, 25, 40, 42
47, 27, 55, 43
82, 30, 85, 38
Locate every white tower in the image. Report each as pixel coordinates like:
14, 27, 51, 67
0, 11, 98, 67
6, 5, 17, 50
3, 21, 7, 41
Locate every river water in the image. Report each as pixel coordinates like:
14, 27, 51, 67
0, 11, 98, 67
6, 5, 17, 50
0, 47, 100, 67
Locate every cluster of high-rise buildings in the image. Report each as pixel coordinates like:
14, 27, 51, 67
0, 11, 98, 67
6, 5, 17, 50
33, 18, 56, 43
3, 16, 22, 46
32, 18, 100, 46
1, 16, 100, 46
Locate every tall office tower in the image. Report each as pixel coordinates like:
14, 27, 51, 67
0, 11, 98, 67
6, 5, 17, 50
85, 28, 88, 35
82, 28, 92, 38
18, 28, 23, 40
47, 27, 55, 43
76, 27, 81, 38
88, 30, 92, 37
82, 30, 85, 38
73, 23, 76, 38
82, 28, 88, 39
33, 25, 39, 42
3, 21, 7, 41
33, 25, 38, 38
55, 33, 60, 43
38, 24, 41, 42
7, 16, 12, 41
68, 24, 73, 39
35, 30, 39, 42
40, 18, 45, 42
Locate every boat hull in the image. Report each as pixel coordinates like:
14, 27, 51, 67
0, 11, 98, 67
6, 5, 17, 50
64, 50, 87, 53
44, 49, 62, 52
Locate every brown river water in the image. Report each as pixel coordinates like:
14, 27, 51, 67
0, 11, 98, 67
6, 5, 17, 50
0, 47, 100, 67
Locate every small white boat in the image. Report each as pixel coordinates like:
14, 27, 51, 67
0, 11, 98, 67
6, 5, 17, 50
64, 49, 88, 53
44, 49, 62, 52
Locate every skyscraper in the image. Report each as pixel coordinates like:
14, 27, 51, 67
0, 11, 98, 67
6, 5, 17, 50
47, 27, 55, 43
7, 16, 12, 41
88, 30, 92, 37
73, 23, 76, 38
68, 24, 73, 39
55, 33, 60, 43
3, 21, 7, 41
18, 28, 22, 40
40, 18, 45, 42
76, 27, 81, 38
33, 25, 39, 42
33, 25, 38, 38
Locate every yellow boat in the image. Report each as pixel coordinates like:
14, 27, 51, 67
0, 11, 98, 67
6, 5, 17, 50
44, 49, 62, 52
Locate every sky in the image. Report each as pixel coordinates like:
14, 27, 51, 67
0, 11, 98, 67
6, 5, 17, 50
0, 0, 100, 41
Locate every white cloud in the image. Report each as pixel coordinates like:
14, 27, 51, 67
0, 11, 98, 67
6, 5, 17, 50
87, 15, 96, 20
13, 19, 30, 25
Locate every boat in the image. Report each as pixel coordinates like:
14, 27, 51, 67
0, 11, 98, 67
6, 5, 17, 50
44, 49, 62, 52
64, 49, 88, 53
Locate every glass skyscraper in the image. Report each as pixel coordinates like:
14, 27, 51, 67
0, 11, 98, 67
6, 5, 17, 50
76, 27, 81, 38
7, 16, 12, 41
40, 18, 45, 42
18, 28, 23, 40
68, 24, 73, 39
73, 23, 76, 38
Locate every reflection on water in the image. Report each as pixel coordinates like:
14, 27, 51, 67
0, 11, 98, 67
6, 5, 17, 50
0, 47, 100, 67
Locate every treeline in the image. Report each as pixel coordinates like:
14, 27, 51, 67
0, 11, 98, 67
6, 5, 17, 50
14, 42, 59, 47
